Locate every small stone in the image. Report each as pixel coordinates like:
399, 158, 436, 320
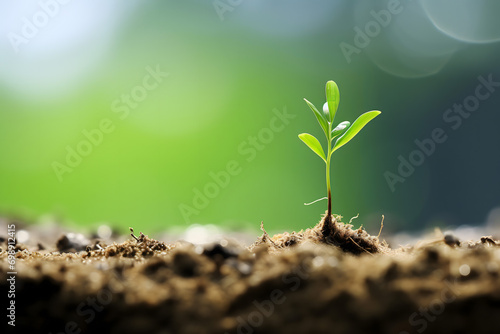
444, 233, 460, 247
56, 233, 90, 252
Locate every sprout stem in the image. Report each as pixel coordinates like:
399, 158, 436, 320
326, 123, 333, 219
321, 121, 334, 238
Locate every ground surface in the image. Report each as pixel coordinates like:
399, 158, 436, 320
1, 216, 500, 334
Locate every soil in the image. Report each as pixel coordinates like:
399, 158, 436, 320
1, 214, 500, 334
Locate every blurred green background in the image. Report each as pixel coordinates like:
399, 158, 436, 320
1, 0, 499, 235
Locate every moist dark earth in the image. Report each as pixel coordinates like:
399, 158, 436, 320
1, 215, 500, 334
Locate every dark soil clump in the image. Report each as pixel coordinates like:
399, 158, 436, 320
251, 213, 387, 255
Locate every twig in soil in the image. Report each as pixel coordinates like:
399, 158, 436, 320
260, 222, 280, 249
348, 237, 374, 256
129, 227, 139, 242
418, 228, 459, 248
377, 215, 385, 239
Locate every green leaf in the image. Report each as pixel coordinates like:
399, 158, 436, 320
325, 81, 340, 123
332, 111, 381, 153
304, 98, 329, 138
331, 121, 350, 141
298, 133, 326, 162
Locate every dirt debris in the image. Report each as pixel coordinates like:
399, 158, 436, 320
1, 220, 500, 334
251, 213, 388, 255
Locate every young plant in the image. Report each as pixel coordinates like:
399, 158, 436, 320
299, 80, 380, 230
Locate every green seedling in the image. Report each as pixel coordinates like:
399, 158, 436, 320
299, 80, 380, 230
